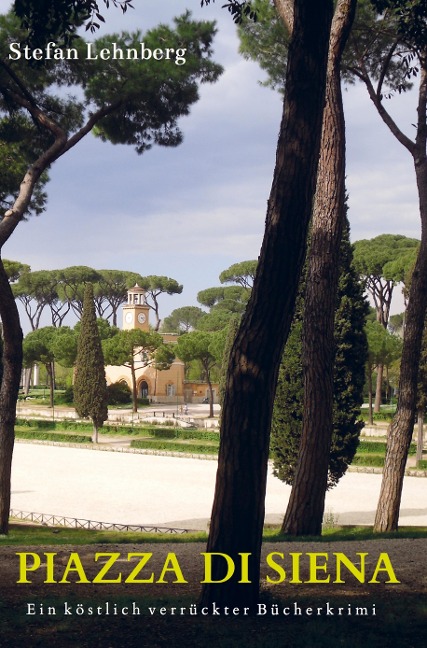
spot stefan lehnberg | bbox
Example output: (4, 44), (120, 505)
(8, 41), (187, 66)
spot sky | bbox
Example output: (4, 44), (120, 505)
(1, 0), (421, 327)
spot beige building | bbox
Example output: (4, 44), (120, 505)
(105, 285), (218, 404)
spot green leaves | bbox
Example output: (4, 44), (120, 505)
(74, 283), (108, 432)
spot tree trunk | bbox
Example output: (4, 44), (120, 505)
(374, 153), (427, 531)
(0, 259), (23, 535)
(92, 421), (99, 444)
(416, 408), (424, 466)
(282, 0), (357, 537)
(46, 363), (54, 409)
(374, 364), (384, 413)
(205, 367), (214, 418)
(368, 364), (374, 425)
(199, 0), (333, 609)
(130, 362), (138, 414)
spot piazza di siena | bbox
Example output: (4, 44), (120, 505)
(105, 284), (218, 405)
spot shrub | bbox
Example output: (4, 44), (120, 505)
(107, 381), (132, 405)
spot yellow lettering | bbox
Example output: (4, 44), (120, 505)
(16, 552), (44, 584)
(266, 552), (286, 584)
(201, 552), (235, 584)
(59, 552), (90, 584)
(369, 553), (400, 584)
(334, 552), (367, 583)
(289, 552), (303, 584)
(156, 553), (188, 584)
(306, 553), (330, 583)
(125, 553), (154, 583)
(93, 553), (121, 584)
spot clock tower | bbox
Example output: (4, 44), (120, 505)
(122, 284), (150, 331)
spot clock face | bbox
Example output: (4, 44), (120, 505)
(125, 312), (133, 324)
(138, 313), (146, 324)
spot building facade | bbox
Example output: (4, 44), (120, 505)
(105, 285), (218, 404)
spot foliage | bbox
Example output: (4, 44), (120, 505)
(136, 276), (183, 330)
(3, 258), (30, 283)
(73, 283), (108, 437)
(13, 0), (135, 48)
(130, 438), (218, 454)
(219, 259), (258, 288)
(175, 330), (224, 376)
(0, 11), (223, 248)
(162, 306), (205, 333)
(365, 320), (403, 369)
(93, 269), (140, 325)
(238, 0), (289, 92)
(106, 380), (131, 405)
(201, 0), (257, 24)
(176, 329), (225, 415)
(102, 329), (164, 368)
(0, 115), (49, 217)
(370, 0), (427, 46)
(353, 234), (419, 327)
(271, 219), (369, 489)
(22, 325), (72, 406)
(15, 430), (92, 443)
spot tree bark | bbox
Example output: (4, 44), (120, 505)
(416, 408), (424, 466)
(199, 0), (333, 609)
(282, 0), (357, 537)
(130, 362), (138, 414)
(0, 259), (23, 534)
(374, 365), (384, 412)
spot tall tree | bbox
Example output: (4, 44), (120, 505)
(56, 266), (102, 319)
(176, 330), (225, 417)
(237, 0), (358, 536)
(219, 259), (258, 289)
(365, 320), (403, 423)
(3, 259), (30, 283)
(272, 218), (368, 493)
(199, 0), (333, 607)
(0, 259), (21, 535)
(353, 234), (419, 411)
(344, 0), (427, 531)
(23, 327), (57, 407)
(281, 0), (357, 537)
(73, 284), (108, 443)
(162, 306), (205, 333)
(13, 269), (67, 330)
(0, 10), (222, 534)
(23, 325), (78, 406)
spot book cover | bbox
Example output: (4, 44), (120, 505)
(0, 1), (426, 646)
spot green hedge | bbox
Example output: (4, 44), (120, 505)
(144, 427), (219, 441)
(352, 454), (384, 468)
(357, 441), (417, 455)
(361, 411), (396, 422)
(15, 431), (92, 444)
(130, 439), (219, 454)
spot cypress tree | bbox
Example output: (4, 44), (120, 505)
(74, 283), (108, 442)
(271, 217), (369, 488)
